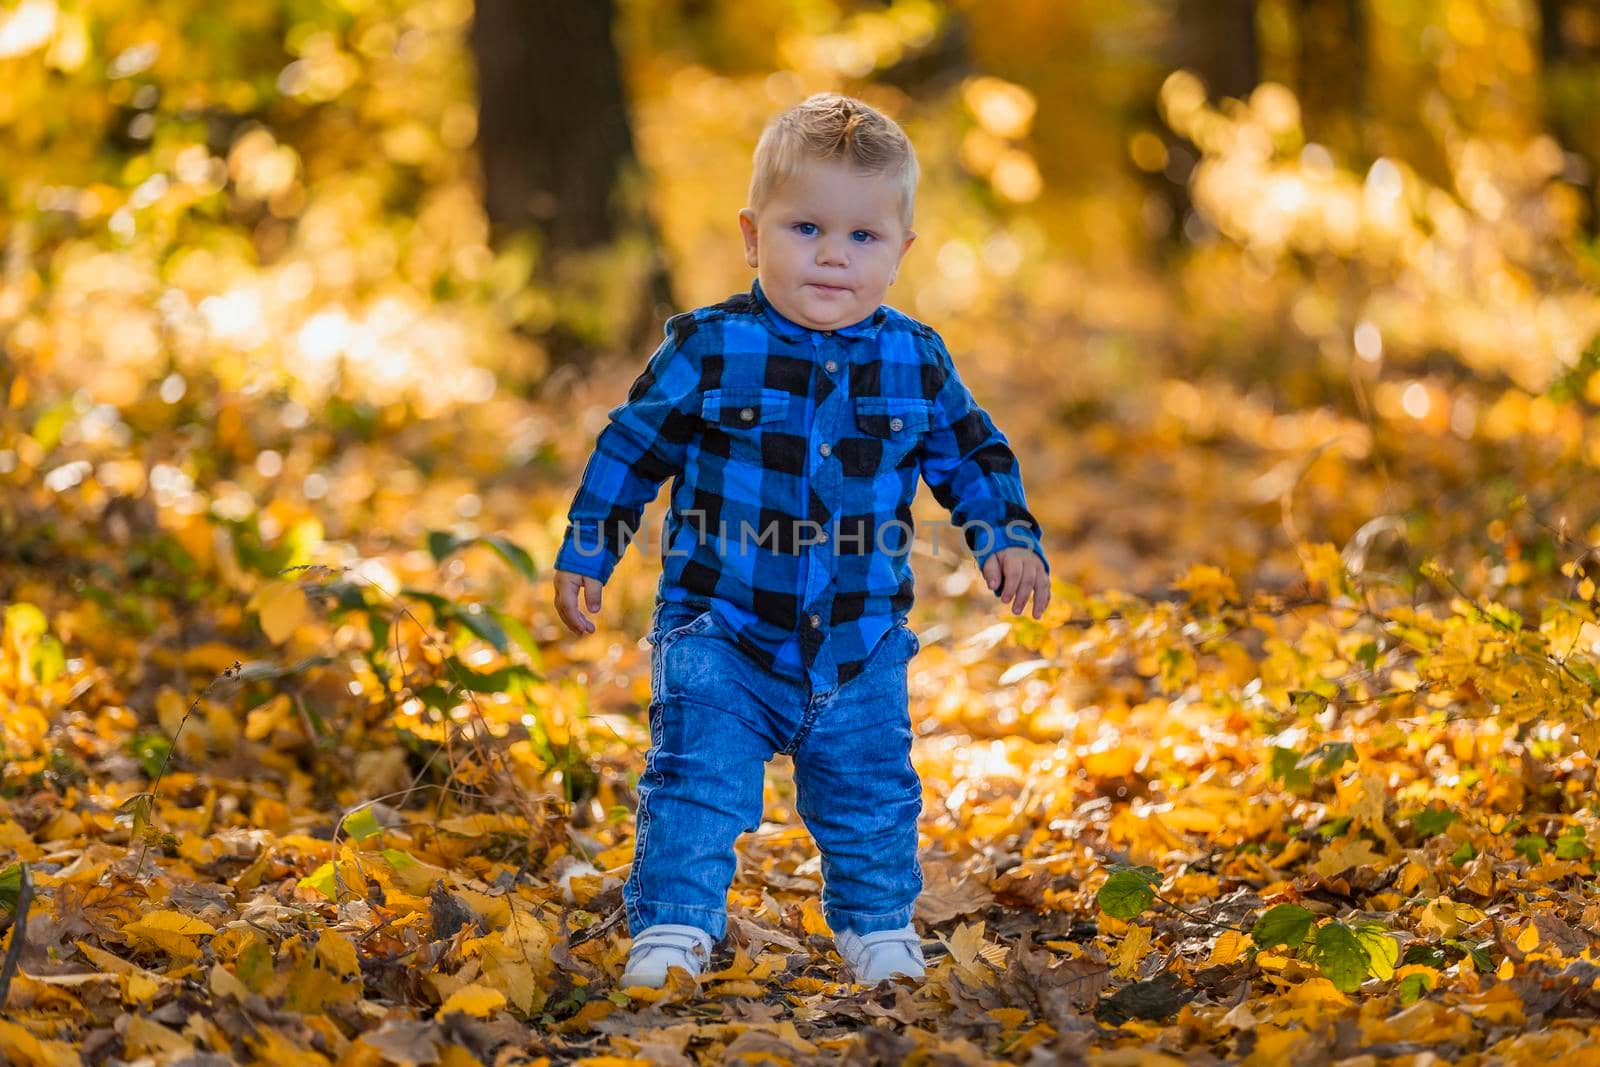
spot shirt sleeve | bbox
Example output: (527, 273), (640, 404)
(553, 314), (703, 584)
(916, 328), (1049, 578)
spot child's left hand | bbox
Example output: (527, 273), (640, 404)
(982, 547), (1050, 619)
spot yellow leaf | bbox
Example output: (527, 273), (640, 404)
(800, 898), (830, 936)
(122, 1015), (193, 1060)
(1204, 929), (1248, 968)
(1173, 563), (1239, 611)
(1415, 896), (1487, 939)
(249, 580), (310, 644)
(1515, 923), (1539, 953)
(1313, 835), (1384, 880)
(1576, 719), (1600, 760)
(209, 962), (250, 1001)
(244, 693), (293, 741)
(942, 920), (989, 971)
(1353, 926), (1398, 981)
(125, 972), (164, 1006)
(438, 983), (506, 1018)
(703, 979), (765, 998)
(0, 1019), (81, 1067)
(462, 917), (553, 1016)
(1114, 923), (1151, 979)
(316, 929), (360, 978)
(123, 911), (216, 960)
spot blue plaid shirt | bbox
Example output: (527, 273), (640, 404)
(554, 276), (1048, 692)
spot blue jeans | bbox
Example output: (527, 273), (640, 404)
(623, 599), (924, 942)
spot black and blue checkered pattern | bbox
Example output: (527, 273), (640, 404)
(555, 276), (1048, 691)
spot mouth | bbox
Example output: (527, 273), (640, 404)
(807, 284), (850, 294)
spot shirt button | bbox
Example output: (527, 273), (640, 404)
(809, 614), (822, 628)
(824, 360), (838, 373)
(824, 331), (835, 338)
(818, 442), (831, 457)
(818, 531), (828, 544)
(740, 407), (755, 421)
(889, 417), (904, 431)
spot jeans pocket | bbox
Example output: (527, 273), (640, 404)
(898, 620), (920, 659)
(648, 603), (714, 648)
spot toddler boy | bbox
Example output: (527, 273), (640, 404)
(552, 93), (1050, 988)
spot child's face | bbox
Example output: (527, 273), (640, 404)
(738, 158), (916, 332)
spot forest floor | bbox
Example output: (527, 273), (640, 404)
(3, 336), (1600, 1067)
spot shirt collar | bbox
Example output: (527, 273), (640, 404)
(750, 276), (888, 341)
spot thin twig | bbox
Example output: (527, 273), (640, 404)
(0, 862), (35, 1009)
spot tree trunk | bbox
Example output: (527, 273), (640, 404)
(1143, 0), (1261, 257)
(1537, 0), (1600, 237)
(1294, 0), (1366, 164)
(469, 0), (676, 378)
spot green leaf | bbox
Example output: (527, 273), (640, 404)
(1352, 920), (1399, 980)
(447, 661), (538, 695)
(399, 588), (450, 612)
(495, 610), (543, 668)
(1444, 938), (1493, 972)
(1269, 746), (1311, 790)
(1355, 641), (1379, 670)
(1251, 904), (1316, 950)
(0, 862), (23, 911)
(380, 848), (417, 870)
(1555, 827), (1591, 860)
(1097, 866), (1161, 919)
(1312, 921), (1370, 992)
(427, 529), (469, 562)
(341, 807), (383, 842)
(1316, 815), (1353, 840)
(1514, 833), (1548, 864)
(368, 613), (392, 655)
(1402, 943), (1446, 968)
(1408, 808), (1458, 837)
(478, 534), (538, 582)
(1397, 971), (1432, 1004)
(128, 731), (172, 778)
(1449, 840), (1476, 865)
(424, 531), (538, 583)
(452, 601), (509, 653)
(1290, 689), (1328, 716)
(1299, 741), (1356, 777)
(298, 861), (340, 900)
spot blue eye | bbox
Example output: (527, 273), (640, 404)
(794, 222), (817, 236)
(852, 230), (876, 243)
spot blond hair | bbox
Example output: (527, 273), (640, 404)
(748, 93), (918, 231)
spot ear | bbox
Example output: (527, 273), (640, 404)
(738, 209), (759, 268)
(890, 229), (916, 284)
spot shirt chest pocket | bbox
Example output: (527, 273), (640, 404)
(846, 395), (933, 476)
(700, 387), (792, 463)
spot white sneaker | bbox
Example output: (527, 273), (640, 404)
(835, 924), (926, 984)
(619, 923), (715, 989)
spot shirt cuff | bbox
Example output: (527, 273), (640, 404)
(553, 524), (619, 584)
(965, 514), (1049, 578)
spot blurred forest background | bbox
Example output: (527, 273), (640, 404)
(4, 0), (1600, 1062)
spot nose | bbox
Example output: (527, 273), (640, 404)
(815, 238), (848, 267)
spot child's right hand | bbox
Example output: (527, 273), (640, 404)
(553, 569), (604, 635)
